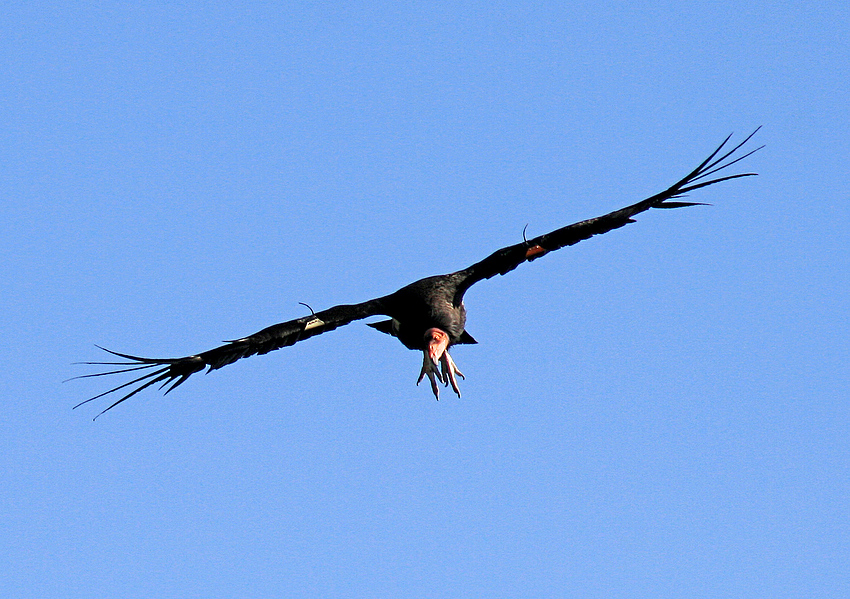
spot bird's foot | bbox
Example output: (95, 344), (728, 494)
(417, 351), (443, 399)
(440, 350), (464, 398)
(417, 349), (464, 400)
(417, 327), (463, 400)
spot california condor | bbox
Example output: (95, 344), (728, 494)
(74, 130), (761, 418)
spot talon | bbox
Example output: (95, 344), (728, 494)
(429, 372), (440, 399)
(444, 352), (464, 380)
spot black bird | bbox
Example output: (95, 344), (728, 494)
(74, 130), (761, 417)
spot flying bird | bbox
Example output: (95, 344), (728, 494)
(74, 130), (761, 418)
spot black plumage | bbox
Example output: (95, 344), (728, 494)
(74, 130), (761, 417)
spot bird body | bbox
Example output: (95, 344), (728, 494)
(75, 130), (761, 418)
(378, 273), (470, 350)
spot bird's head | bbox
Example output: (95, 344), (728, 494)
(423, 327), (450, 363)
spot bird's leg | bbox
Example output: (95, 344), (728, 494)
(418, 350), (443, 399)
(439, 350), (464, 398)
(417, 327), (448, 399)
(416, 328), (463, 399)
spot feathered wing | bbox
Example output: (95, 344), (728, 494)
(74, 297), (388, 418)
(452, 129), (762, 301)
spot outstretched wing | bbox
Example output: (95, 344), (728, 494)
(453, 129), (762, 301)
(74, 297), (388, 418)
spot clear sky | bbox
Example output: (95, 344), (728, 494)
(3, 2), (848, 597)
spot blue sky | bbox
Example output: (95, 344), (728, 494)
(2, 1), (848, 597)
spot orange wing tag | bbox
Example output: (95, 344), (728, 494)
(525, 245), (548, 260)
